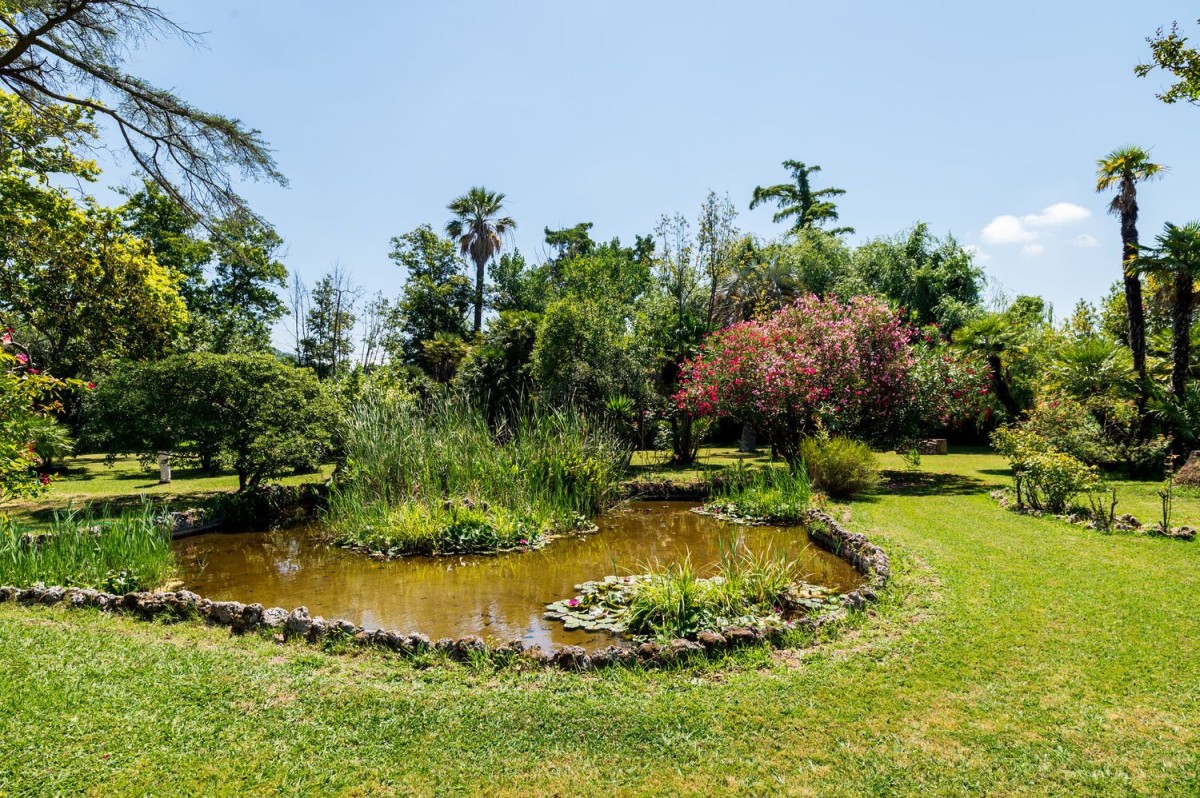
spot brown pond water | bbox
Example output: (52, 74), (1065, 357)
(174, 501), (863, 649)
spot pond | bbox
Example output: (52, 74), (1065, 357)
(174, 501), (863, 650)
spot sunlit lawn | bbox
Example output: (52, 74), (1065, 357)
(6, 454), (333, 525)
(3, 448), (1198, 794)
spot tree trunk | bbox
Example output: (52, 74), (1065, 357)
(987, 353), (1021, 418)
(473, 256), (485, 335)
(1172, 267), (1193, 399)
(1120, 181), (1148, 413)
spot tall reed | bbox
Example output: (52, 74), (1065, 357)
(705, 462), (812, 523)
(0, 507), (175, 592)
(327, 393), (629, 554)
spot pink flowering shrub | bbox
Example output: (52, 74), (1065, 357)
(675, 296), (984, 461)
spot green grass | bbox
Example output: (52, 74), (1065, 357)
(0, 506), (175, 592)
(2, 449), (1200, 794)
(5, 454), (333, 526)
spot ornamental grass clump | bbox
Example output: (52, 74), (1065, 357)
(0, 507), (175, 592)
(799, 436), (879, 499)
(327, 393), (628, 555)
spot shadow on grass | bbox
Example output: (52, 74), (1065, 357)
(874, 469), (990, 497)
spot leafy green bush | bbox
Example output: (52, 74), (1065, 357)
(0, 507), (175, 591)
(992, 427), (1100, 513)
(704, 463), (812, 523)
(326, 394), (627, 555)
(799, 437), (879, 498)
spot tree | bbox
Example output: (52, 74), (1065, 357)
(455, 311), (539, 420)
(675, 295), (915, 463)
(1095, 146), (1165, 401)
(358, 291), (390, 368)
(488, 248), (548, 314)
(696, 191), (739, 331)
(85, 353), (336, 491)
(388, 225), (472, 365)
(1139, 221), (1200, 403)
(1136, 19), (1200, 106)
(750, 160), (853, 235)
(0, 200), (187, 378)
(445, 187), (516, 334)
(1, 0), (285, 222)
(1, 90), (187, 377)
(302, 263), (359, 378)
(119, 179), (213, 317)
(195, 212), (288, 354)
(845, 222), (985, 334)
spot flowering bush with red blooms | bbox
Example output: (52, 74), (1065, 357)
(907, 343), (992, 431)
(675, 295), (918, 461)
(1, 329), (87, 508)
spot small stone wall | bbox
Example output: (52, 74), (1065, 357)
(0, 510), (890, 671)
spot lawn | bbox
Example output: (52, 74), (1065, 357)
(5, 454), (334, 525)
(1, 450), (1198, 795)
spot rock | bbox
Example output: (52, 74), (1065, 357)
(522, 645), (552, 665)
(434, 637), (456, 654)
(696, 630), (727, 652)
(551, 645), (590, 671)
(260, 607), (289, 629)
(208, 600), (242, 626)
(0, 586), (16, 603)
(495, 638), (525, 658)
(663, 638), (704, 663)
(721, 626), (759, 647)
(332, 619), (359, 637)
(307, 617), (330, 641)
(235, 603), (264, 631)
(636, 642), (660, 662)
(285, 607), (313, 638)
(404, 633), (431, 652)
(353, 630), (374, 646)
(375, 630), (405, 651)
(134, 593), (169, 617)
(451, 635), (487, 661)
(39, 586), (65, 605)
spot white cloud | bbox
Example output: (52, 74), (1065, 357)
(982, 202), (1092, 246)
(982, 215), (1038, 244)
(1022, 202), (1091, 227)
(1073, 233), (1100, 248)
(1021, 244), (1045, 256)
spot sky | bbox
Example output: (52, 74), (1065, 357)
(85, 1), (1200, 343)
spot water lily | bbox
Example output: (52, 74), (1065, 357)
(567, 598), (580, 608)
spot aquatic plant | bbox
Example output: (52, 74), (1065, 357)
(546, 542), (839, 641)
(0, 506), (175, 592)
(326, 393), (628, 555)
(699, 462), (812, 524)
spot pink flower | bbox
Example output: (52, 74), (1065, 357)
(567, 598), (580, 607)
(14, 352), (27, 364)
(27, 368), (39, 375)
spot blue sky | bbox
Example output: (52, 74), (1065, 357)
(93, 1), (1199, 337)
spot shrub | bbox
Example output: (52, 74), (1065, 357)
(992, 427), (1100, 513)
(0, 507), (175, 591)
(674, 295), (918, 462)
(799, 437), (879, 498)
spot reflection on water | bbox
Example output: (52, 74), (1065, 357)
(175, 501), (862, 649)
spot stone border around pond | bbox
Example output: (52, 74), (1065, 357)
(0, 508), (890, 672)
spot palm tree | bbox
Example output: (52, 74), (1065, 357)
(750, 160), (854, 235)
(445, 187), (516, 334)
(1139, 221), (1200, 402)
(1095, 146), (1166, 398)
(952, 313), (1023, 418)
